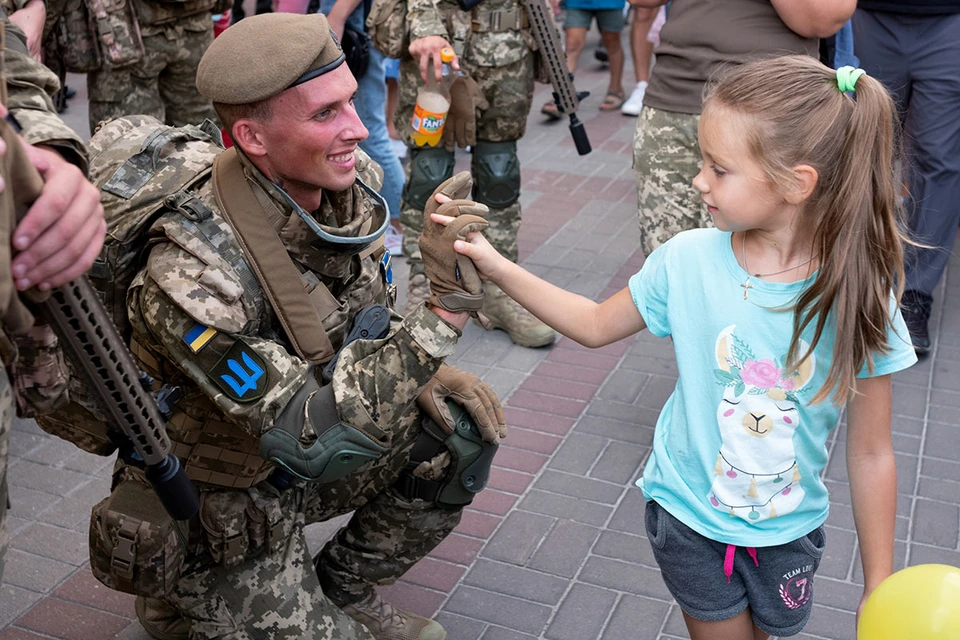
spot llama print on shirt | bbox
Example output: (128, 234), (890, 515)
(708, 325), (816, 524)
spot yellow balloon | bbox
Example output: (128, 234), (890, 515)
(858, 564), (960, 640)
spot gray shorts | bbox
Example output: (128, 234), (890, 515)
(644, 500), (826, 637)
(564, 8), (625, 32)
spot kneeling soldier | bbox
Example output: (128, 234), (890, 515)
(99, 13), (503, 640)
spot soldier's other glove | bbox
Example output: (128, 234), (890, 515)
(443, 74), (488, 151)
(419, 173), (489, 314)
(417, 364), (506, 444)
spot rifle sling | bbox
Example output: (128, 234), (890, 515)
(212, 148), (334, 365)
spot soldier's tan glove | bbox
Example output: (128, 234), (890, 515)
(442, 74), (489, 151)
(419, 173), (489, 314)
(417, 364), (506, 444)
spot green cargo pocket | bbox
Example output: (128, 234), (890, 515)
(89, 476), (186, 598)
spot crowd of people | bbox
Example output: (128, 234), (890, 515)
(0, 0), (957, 639)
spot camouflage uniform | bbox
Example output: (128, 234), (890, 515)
(0, 9), (88, 580)
(396, 0), (535, 264)
(632, 105), (710, 256)
(86, 2), (218, 132)
(118, 145), (466, 638)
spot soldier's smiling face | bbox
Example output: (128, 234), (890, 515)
(255, 64), (368, 205)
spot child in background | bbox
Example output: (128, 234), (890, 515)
(542, 0), (627, 117)
(438, 56), (916, 639)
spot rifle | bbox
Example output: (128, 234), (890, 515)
(7, 115), (199, 523)
(521, 0), (591, 155)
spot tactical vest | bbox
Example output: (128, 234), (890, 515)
(37, 115), (391, 489)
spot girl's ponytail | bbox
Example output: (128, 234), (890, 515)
(795, 69), (904, 404)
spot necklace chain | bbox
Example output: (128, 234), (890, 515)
(740, 233), (814, 300)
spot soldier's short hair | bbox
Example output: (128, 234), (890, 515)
(214, 99), (274, 136)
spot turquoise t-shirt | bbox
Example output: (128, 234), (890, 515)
(628, 229), (917, 547)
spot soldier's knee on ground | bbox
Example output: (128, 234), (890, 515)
(402, 147), (455, 212)
(473, 140), (521, 210)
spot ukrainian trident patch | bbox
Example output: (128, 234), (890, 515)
(209, 341), (268, 402)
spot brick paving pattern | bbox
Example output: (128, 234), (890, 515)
(2, 39), (959, 640)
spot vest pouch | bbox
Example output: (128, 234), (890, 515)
(89, 476), (186, 597)
(52, 0), (103, 73)
(366, 0), (406, 59)
(86, 0), (145, 69)
(199, 491), (251, 568)
(245, 485), (288, 555)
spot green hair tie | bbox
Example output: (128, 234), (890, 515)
(836, 66), (866, 94)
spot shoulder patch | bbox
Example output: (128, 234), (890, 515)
(209, 340), (269, 402)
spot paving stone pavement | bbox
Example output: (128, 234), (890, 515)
(2, 34), (959, 640)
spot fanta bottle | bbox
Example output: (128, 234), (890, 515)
(410, 48), (455, 147)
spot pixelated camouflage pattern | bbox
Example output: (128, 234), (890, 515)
(105, 131), (466, 635)
(89, 0), (145, 69)
(10, 325), (70, 417)
(89, 470), (187, 598)
(2, 14), (88, 171)
(35, 115), (226, 456)
(0, 367), (11, 582)
(397, 53), (533, 265)
(155, 387), (461, 637)
(87, 13), (216, 132)
(633, 105), (711, 256)
(43, 0), (102, 73)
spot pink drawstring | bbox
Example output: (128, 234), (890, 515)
(723, 545), (760, 583)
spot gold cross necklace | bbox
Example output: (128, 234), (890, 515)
(740, 232), (814, 300)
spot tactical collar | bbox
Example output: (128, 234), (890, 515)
(236, 148), (389, 256)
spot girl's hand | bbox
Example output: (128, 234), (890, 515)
(429, 205), (507, 283)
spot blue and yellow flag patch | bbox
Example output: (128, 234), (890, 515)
(184, 323), (217, 353)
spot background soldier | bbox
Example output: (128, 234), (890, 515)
(62, 0), (226, 132)
(396, 0), (556, 348)
(0, 7), (104, 579)
(106, 14), (502, 640)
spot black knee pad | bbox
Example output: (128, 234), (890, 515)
(473, 140), (521, 209)
(403, 146), (456, 211)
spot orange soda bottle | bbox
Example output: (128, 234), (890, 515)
(410, 47), (455, 147)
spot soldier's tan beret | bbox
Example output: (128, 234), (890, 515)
(197, 13), (345, 105)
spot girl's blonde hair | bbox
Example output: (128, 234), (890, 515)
(702, 55), (906, 405)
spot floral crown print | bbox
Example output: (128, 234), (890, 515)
(713, 333), (803, 403)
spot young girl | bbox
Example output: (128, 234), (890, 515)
(435, 55), (917, 639)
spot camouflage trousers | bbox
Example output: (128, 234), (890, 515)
(633, 105), (711, 256)
(397, 54), (535, 268)
(149, 407), (462, 639)
(87, 16), (217, 133)
(0, 366), (12, 581)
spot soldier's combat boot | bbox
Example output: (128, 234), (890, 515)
(135, 596), (189, 640)
(402, 271), (431, 316)
(341, 591), (447, 640)
(476, 282), (556, 348)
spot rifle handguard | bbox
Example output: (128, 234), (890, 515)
(43, 278), (200, 521)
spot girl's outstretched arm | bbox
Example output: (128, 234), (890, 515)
(846, 374), (897, 622)
(436, 213), (647, 347)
